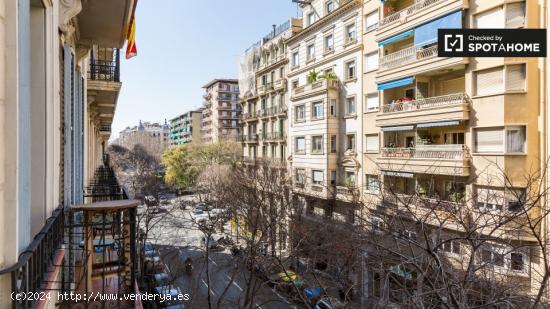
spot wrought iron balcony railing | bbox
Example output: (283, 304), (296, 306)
(88, 48), (121, 82)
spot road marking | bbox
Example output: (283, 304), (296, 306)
(208, 257), (218, 266)
(201, 279), (217, 296)
(224, 275), (244, 291)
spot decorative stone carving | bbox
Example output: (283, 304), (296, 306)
(59, 0), (82, 35)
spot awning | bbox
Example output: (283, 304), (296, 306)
(377, 77), (415, 91)
(417, 120), (460, 128)
(381, 125), (415, 132)
(378, 30), (414, 46)
(414, 10), (462, 47)
(381, 171), (414, 178)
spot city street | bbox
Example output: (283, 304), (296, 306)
(145, 196), (298, 308)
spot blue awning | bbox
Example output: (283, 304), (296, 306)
(378, 30), (414, 46)
(414, 10), (462, 47)
(377, 77), (415, 91)
(417, 120), (460, 128)
(381, 125), (415, 132)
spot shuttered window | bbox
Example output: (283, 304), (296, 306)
(365, 10), (379, 32)
(365, 93), (379, 112)
(475, 6), (504, 28)
(365, 52), (378, 71)
(506, 2), (526, 28)
(365, 134), (379, 153)
(475, 127), (504, 153)
(475, 186), (505, 211)
(506, 126), (525, 153)
(505, 64), (526, 91)
(475, 67), (504, 96)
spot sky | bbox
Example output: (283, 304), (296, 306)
(111, 0), (301, 138)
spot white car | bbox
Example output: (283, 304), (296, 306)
(190, 210), (209, 222)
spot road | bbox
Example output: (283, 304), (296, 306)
(143, 195), (299, 308)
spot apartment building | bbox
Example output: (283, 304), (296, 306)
(201, 79), (241, 143)
(169, 109), (203, 146)
(359, 0), (548, 303)
(240, 19), (303, 165)
(0, 0), (138, 307)
(115, 120), (170, 158)
(287, 0), (364, 221)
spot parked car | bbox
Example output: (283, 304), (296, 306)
(268, 271), (304, 290)
(201, 236), (219, 249)
(154, 285), (186, 308)
(315, 297), (344, 309)
(190, 210), (209, 222)
(147, 271), (170, 290)
(159, 195), (170, 205)
(194, 202), (208, 211)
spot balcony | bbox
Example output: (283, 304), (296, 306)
(261, 131), (287, 142)
(377, 0), (468, 41)
(99, 124), (112, 136)
(377, 144), (470, 176)
(78, 0), (135, 47)
(241, 134), (259, 143)
(376, 93), (469, 127)
(258, 82), (274, 96)
(380, 45), (437, 71)
(291, 78), (339, 101)
(274, 79), (287, 91)
(241, 111), (258, 122)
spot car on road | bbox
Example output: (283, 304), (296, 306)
(159, 195), (170, 205)
(154, 285), (186, 308)
(190, 210), (209, 222)
(315, 297), (344, 309)
(194, 202), (209, 211)
(201, 236), (220, 250)
(268, 271), (305, 292)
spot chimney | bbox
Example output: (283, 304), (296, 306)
(272, 24), (276, 37)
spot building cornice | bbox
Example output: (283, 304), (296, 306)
(286, 0), (361, 46)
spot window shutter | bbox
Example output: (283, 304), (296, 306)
(63, 44), (74, 207)
(366, 52), (378, 71)
(313, 170), (324, 182)
(505, 64), (526, 91)
(366, 11), (379, 29)
(475, 128), (504, 153)
(366, 93), (379, 111)
(476, 6), (504, 28)
(365, 135), (379, 152)
(506, 2), (525, 28)
(475, 67), (504, 96)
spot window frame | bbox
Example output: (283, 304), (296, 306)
(365, 174), (379, 192)
(306, 43), (316, 61)
(365, 134), (380, 153)
(345, 96), (357, 116)
(312, 169), (324, 185)
(365, 10), (379, 32)
(330, 135), (337, 153)
(295, 136), (306, 154)
(346, 134), (356, 152)
(311, 101), (324, 120)
(345, 60), (357, 80)
(324, 34), (334, 53)
(365, 92), (379, 112)
(294, 104), (306, 123)
(365, 51), (379, 72)
(473, 126), (527, 154)
(311, 135), (324, 154)
(292, 51), (300, 67)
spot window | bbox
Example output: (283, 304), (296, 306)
(475, 186), (526, 212)
(365, 10), (379, 32)
(506, 64), (526, 91)
(346, 97), (356, 115)
(345, 171), (356, 186)
(330, 135), (337, 153)
(365, 134), (379, 153)
(324, 34), (334, 52)
(312, 101), (324, 119)
(506, 126), (526, 153)
(366, 175), (379, 192)
(475, 3), (525, 29)
(312, 170), (324, 185)
(510, 252), (525, 271)
(307, 44), (315, 61)
(345, 61), (356, 80)
(442, 240), (461, 255)
(295, 168), (306, 184)
(307, 12), (315, 26)
(295, 105), (305, 122)
(480, 247), (505, 267)
(371, 217), (385, 233)
(330, 171), (337, 186)
(311, 135), (323, 154)
(365, 93), (379, 112)
(325, 0), (334, 14)
(474, 126), (526, 154)
(295, 137), (306, 154)
(365, 52), (378, 71)
(346, 134), (356, 152)
(292, 51), (300, 67)
(444, 132), (465, 144)
(329, 99), (336, 116)
(291, 79), (299, 89)
(346, 23), (356, 43)
(474, 64), (526, 96)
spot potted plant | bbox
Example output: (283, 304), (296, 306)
(307, 70), (319, 83)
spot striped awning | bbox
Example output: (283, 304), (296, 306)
(417, 120), (460, 128)
(377, 77), (415, 91)
(381, 125), (415, 132)
(381, 171), (414, 178)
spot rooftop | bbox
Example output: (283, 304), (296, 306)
(202, 78), (239, 89)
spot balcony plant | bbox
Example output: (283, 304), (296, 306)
(320, 72), (337, 80)
(307, 70), (319, 83)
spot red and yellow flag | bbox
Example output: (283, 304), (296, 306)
(126, 16), (137, 59)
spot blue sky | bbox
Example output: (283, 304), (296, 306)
(111, 0), (300, 138)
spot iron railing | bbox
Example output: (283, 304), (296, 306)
(0, 207), (65, 309)
(89, 48), (121, 82)
(380, 0), (441, 27)
(379, 45), (438, 70)
(382, 93), (468, 113)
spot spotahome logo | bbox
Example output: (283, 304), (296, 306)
(438, 29), (546, 57)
